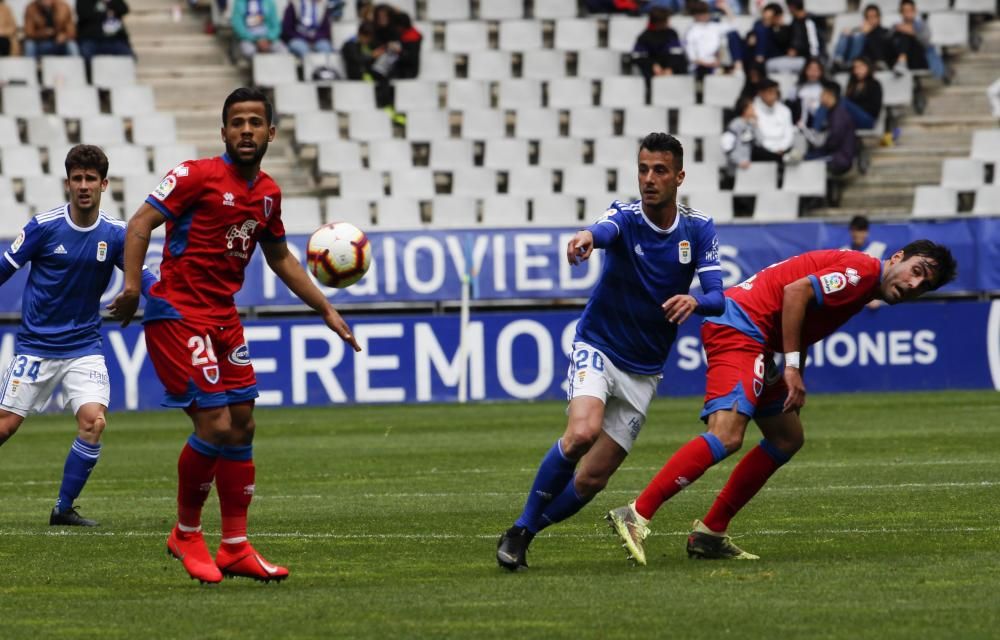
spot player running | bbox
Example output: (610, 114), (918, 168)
(110, 87), (360, 584)
(496, 133), (725, 571)
(607, 241), (957, 564)
(0, 145), (156, 526)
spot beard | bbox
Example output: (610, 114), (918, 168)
(226, 139), (269, 166)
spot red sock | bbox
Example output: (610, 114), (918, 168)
(216, 457), (255, 545)
(702, 445), (783, 533)
(177, 443), (218, 529)
(635, 436), (718, 520)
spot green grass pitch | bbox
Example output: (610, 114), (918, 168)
(1, 391), (998, 639)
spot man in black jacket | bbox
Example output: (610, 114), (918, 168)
(76, 0), (133, 62)
(786, 0), (826, 63)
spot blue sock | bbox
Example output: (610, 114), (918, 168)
(55, 437), (101, 512)
(536, 474), (592, 532)
(514, 440), (577, 533)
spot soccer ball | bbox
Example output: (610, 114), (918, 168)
(306, 222), (372, 288)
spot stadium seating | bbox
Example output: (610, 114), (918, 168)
(912, 186), (958, 217)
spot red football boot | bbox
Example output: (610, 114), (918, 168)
(166, 526), (223, 584)
(215, 542), (289, 583)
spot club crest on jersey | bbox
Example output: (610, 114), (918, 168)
(821, 272), (847, 294)
(228, 344), (252, 366)
(96, 240), (107, 262)
(846, 268), (861, 286)
(10, 230), (24, 253)
(152, 174), (177, 201)
(263, 195), (273, 219)
(226, 219), (259, 258)
(678, 240), (691, 264)
(223, 192), (235, 207)
(203, 365), (220, 384)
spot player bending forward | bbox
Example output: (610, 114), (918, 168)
(496, 133), (725, 571)
(607, 241), (956, 564)
(111, 88), (360, 584)
(0, 145), (156, 526)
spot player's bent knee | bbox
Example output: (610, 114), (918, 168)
(561, 426), (600, 458)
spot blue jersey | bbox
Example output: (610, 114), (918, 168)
(0, 206), (130, 358)
(575, 200), (724, 375)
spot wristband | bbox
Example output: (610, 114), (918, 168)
(784, 352), (801, 369)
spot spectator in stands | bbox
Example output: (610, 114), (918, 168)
(988, 78), (1000, 120)
(586, 0), (642, 12)
(785, 0), (826, 64)
(0, 0), (19, 56)
(833, 4), (895, 71)
(746, 3), (796, 74)
(848, 215), (872, 251)
(890, 0), (946, 80)
(721, 96), (758, 182)
(632, 7), (687, 96)
(805, 80), (857, 176)
(391, 10), (422, 80)
(684, 1), (741, 79)
(281, 0), (335, 59)
(76, 0), (134, 61)
(231, 0), (287, 61)
(342, 21), (376, 80)
(24, 0), (78, 58)
(790, 57), (826, 128)
(814, 56), (882, 133)
(752, 78), (797, 163)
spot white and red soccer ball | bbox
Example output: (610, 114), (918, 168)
(306, 222), (372, 288)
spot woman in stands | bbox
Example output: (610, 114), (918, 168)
(791, 57), (827, 129)
(843, 56), (883, 131)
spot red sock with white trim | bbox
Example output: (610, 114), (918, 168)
(634, 433), (728, 520)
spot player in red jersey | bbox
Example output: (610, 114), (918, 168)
(606, 241), (956, 564)
(110, 87), (360, 584)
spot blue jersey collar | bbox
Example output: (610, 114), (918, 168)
(63, 203), (101, 232)
(638, 203), (679, 235)
(221, 152), (261, 188)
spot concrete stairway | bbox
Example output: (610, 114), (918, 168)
(813, 18), (1000, 218)
(127, 0), (315, 194)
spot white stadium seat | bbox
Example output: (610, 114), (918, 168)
(55, 87), (100, 118)
(281, 196), (324, 234)
(324, 197), (374, 227)
(91, 56), (137, 88)
(733, 162), (779, 196)
(451, 167), (499, 196)
(498, 20), (543, 52)
(430, 196), (478, 228)
(317, 140), (364, 173)
(367, 139), (414, 170)
(80, 115), (127, 146)
(337, 169), (386, 199)
(41, 56), (87, 88)
(273, 83), (320, 115)
(252, 53), (298, 87)
(532, 194), (581, 226)
(554, 18), (599, 51)
(132, 114), (178, 146)
(481, 195), (529, 227)
(514, 107), (561, 139)
(753, 191), (800, 221)
(911, 185), (958, 217)
(376, 197), (424, 229)
(538, 137), (585, 168)
(940, 158), (985, 191)
(295, 112), (342, 146)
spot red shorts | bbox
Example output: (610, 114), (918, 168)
(144, 318), (258, 410)
(699, 322), (786, 422)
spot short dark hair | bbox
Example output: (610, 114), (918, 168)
(821, 79), (841, 100)
(688, 0), (710, 15)
(863, 3), (881, 15)
(849, 215), (870, 230)
(899, 0), (915, 8)
(757, 77), (779, 92)
(786, 0), (804, 10)
(64, 144), (109, 180)
(734, 96), (754, 116)
(639, 132), (683, 169)
(648, 7), (670, 26)
(763, 2), (784, 14)
(222, 87), (273, 126)
(899, 239), (958, 290)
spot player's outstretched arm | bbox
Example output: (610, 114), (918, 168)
(780, 277), (815, 413)
(108, 203), (163, 327)
(261, 240), (362, 353)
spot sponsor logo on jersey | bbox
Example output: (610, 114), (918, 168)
(152, 174), (177, 201)
(203, 365), (220, 384)
(821, 272), (847, 294)
(263, 195), (273, 219)
(225, 219), (259, 258)
(627, 416), (642, 439)
(678, 240), (691, 264)
(577, 370), (586, 384)
(634, 243), (644, 256)
(228, 344), (252, 366)
(705, 236), (719, 263)
(8, 379), (19, 397)
(846, 267), (860, 286)
(171, 164), (189, 177)
(223, 192), (235, 207)
(10, 230), (24, 253)
(53, 244), (67, 255)
(96, 241), (107, 262)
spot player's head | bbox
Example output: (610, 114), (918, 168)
(64, 144), (108, 214)
(221, 87), (275, 168)
(879, 240), (957, 304)
(848, 214), (869, 249)
(637, 133), (685, 210)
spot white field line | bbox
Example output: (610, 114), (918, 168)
(0, 526), (998, 540)
(0, 481), (995, 502)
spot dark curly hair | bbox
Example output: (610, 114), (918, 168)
(64, 144), (109, 179)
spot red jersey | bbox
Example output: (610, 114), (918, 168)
(142, 154), (285, 323)
(707, 249), (883, 353)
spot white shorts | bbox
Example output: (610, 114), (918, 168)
(565, 341), (661, 453)
(0, 354), (110, 417)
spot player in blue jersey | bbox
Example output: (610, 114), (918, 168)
(496, 133), (726, 571)
(0, 145), (155, 526)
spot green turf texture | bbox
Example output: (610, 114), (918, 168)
(0, 391), (998, 639)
